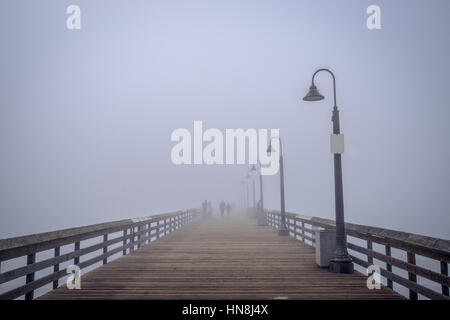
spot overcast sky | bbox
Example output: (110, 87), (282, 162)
(0, 0), (449, 239)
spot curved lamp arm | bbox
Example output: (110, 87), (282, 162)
(270, 137), (283, 157)
(312, 68), (337, 107)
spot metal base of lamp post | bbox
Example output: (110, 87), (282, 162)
(329, 259), (354, 274)
(278, 227), (289, 236)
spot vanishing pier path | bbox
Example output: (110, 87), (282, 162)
(40, 216), (402, 300)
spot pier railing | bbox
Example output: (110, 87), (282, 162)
(267, 211), (449, 300)
(0, 209), (199, 300)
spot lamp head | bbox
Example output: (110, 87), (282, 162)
(303, 84), (324, 101)
(266, 144), (273, 154)
(250, 165), (257, 172)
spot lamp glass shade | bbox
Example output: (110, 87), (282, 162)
(303, 84), (324, 101)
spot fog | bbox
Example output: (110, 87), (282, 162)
(1, 0), (449, 240)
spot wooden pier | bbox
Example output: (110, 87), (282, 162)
(1, 209), (449, 300)
(39, 216), (401, 300)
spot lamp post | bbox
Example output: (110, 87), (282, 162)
(240, 180), (246, 209)
(245, 174), (251, 213)
(303, 68), (353, 273)
(248, 167), (256, 218)
(251, 163), (267, 226)
(252, 175), (256, 210)
(267, 137), (289, 236)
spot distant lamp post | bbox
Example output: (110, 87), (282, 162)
(250, 172), (256, 210)
(251, 163), (267, 226)
(240, 179), (246, 209)
(245, 174), (251, 211)
(303, 68), (354, 273)
(248, 166), (256, 218)
(267, 137), (289, 236)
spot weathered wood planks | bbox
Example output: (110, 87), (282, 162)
(40, 216), (402, 300)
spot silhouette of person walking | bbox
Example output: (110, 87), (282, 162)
(202, 200), (208, 218)
(219, 200), (226, 217)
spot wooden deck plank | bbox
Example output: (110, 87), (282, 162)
(39, 216), (403, 300)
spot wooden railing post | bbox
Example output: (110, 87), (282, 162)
(407, 252), (418, 300)
(367, 240), (373, 264)
(25, 253), (36, 300)
(441, 261), (449, 297)
(53, 247), (60, 289)
(156, 221), (160, 239)
(301, 222), (305, 242)
(294, 220), (298, 239)
(130, 228), (135, 252)
(123, 229), (128, 255)
(103, 234), (108, 264)
(74, 241), (80, 265)
(385, 245), (393, 289)
(137, 225), (142, 249)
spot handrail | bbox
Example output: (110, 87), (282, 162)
(0, 210), (188, 260)
(282, 211), (450, 262)
(0, 209), (200, 300)
(266, 210), (450, 300)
